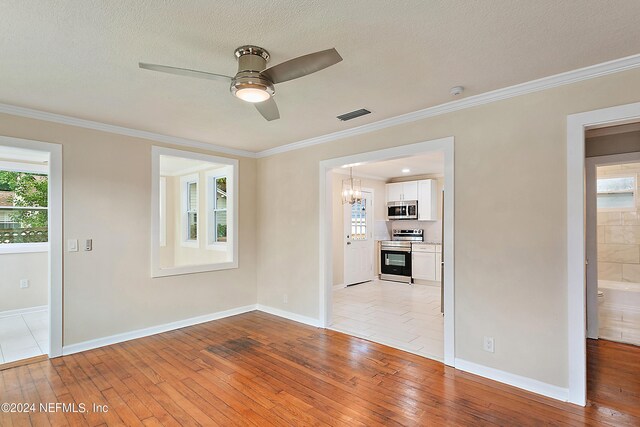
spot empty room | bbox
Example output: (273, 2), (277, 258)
(1, 1), (640, 425)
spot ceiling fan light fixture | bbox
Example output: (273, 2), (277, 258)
(235, 86), (271, 103)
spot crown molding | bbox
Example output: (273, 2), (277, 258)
(256, 53), (640, 158)
(0, 103), (257, 158)
(1, 53), (640, 160)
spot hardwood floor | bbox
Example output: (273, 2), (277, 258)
(1, 311), (638, 426)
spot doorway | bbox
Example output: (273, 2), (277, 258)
(0, 136), (62, 368)
(567, 102), (640, 406)
(319, 136), (455, 366)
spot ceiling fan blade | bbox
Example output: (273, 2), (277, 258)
(139, 63), (232, 82)
(254, 97), (280, 121)
(261, 48), (342, 84)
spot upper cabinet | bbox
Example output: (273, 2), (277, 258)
(418, 179), (437, 221)
(386, 179), (437, 221)
(386, 181), (418, 202)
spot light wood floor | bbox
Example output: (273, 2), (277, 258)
(1, 311), (638, 426)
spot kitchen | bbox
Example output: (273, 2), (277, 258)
(330, 151), (445, 361)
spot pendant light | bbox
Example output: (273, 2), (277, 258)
(342, 168), (362, 205)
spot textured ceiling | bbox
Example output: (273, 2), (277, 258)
(2, 1), (640, 152)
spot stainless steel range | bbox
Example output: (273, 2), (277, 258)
(380, 229), (423, 283)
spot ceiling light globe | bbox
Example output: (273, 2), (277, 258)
(235, 87), (271, 103)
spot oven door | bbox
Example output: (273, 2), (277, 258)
(381, 248), (412, 277)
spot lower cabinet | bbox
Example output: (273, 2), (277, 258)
(412, 244), (441, 282)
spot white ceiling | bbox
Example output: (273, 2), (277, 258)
(2, 1), (640, 153)
(334, 151), (444, 181)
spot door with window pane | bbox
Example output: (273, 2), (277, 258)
(343, 190), (374, 286)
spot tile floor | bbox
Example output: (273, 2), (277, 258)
(0, 310), (48, 364)
(331, 279), (444, 361)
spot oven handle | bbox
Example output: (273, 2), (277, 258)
(381, 247), (412, 253)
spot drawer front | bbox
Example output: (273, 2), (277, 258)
(412, 244), (441, 253)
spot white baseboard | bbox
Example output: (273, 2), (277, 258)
(0, 305), (48, 319)
(62, 304), (256, 356)
(454, 358), (569, 402)
(256, 304), (321, 327)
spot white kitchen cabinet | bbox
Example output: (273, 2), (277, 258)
(412, 251), (437, 281)
(386, 181), (419, 202)
(418, 179), (437, 221)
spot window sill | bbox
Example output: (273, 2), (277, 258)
(0, 242), (49, 254)
(181, 240), (199, 248)
(152, 261), (238, 278)
(206, 242), (228, 251)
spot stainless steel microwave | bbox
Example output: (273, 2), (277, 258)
(386, 200), (418, 220)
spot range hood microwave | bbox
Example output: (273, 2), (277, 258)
(386, 200), (418, 220)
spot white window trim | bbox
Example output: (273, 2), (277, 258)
(151, 146), (239, 278)
(596, 172), (637, 212)
(0, 241), (48, 254)
(206, 167), (232, 251)
(159, 177), (167, 247)
(180, 173), (199, 248)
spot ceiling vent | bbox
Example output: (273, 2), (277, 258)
(337, 108), (371, 121)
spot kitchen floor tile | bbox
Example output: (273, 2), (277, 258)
(331, 279), (444, 361)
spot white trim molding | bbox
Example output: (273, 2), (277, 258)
(567, 101), (640, 407)
(1, 54), (640, 160)
(455, 359), (569, 403)
(0, 305), (47, 319)
(63, 305), (257, 356)
(256, 304), (321, 328)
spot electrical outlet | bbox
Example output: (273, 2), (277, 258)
(283, 294), (288, 304)
(483, 336), (495, 353)
(20, 279), (29, 289)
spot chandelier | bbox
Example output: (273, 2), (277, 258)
(342, 168), (362, 205)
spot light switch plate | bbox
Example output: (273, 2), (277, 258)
(68, 239), (78, 252)
(85, 239), (92, 251)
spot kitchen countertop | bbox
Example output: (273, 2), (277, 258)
(413, 241), (442, 245)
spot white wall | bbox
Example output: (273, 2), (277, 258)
(255, 67), (640, 389)
(0, 251), (47, 312)
(0, 113), (258, 346)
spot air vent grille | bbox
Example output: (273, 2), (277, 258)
(337, 108), (371, 121)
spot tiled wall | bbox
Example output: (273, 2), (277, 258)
(598, 163), (640, 283)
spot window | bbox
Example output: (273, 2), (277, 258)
(208, 174), (229, 246)
(0, 169), (48, 246)
(597, 175), (636, 210)
(350, 197), (367, 240)
(151, 147), (238, 277)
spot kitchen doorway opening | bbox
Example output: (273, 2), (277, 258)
(0, 136), (62, 369)
(319, 136), (455, 366)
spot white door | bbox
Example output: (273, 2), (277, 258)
(344, 190), (374, 286)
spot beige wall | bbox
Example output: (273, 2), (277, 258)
(0, 113), (258, 346)
(597, 161), (640, 283)
(331, 173), (386, 286)
(0, 251), (48, 312)
(256, 68), (640, 388)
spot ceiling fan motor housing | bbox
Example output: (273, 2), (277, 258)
(231, 45), (275, 98)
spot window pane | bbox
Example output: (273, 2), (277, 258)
(188, 212), (197, 240)
(597, 193), (635, 209)
(0, 208), (48, 243)
(215, 211), (227, 242)
(597, 177), (635, 193)
(216, 177), (227, 210)
(188, 182), (197, 211)
(351, 198), (367, 240)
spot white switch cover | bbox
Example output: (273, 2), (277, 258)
(85, 239), (92, 251)
(68, 239), (78, 252)
(20, 279), (29, 289)
(483, 336), (495, 353)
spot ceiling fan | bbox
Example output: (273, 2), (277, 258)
(139, 45), (342, 121)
